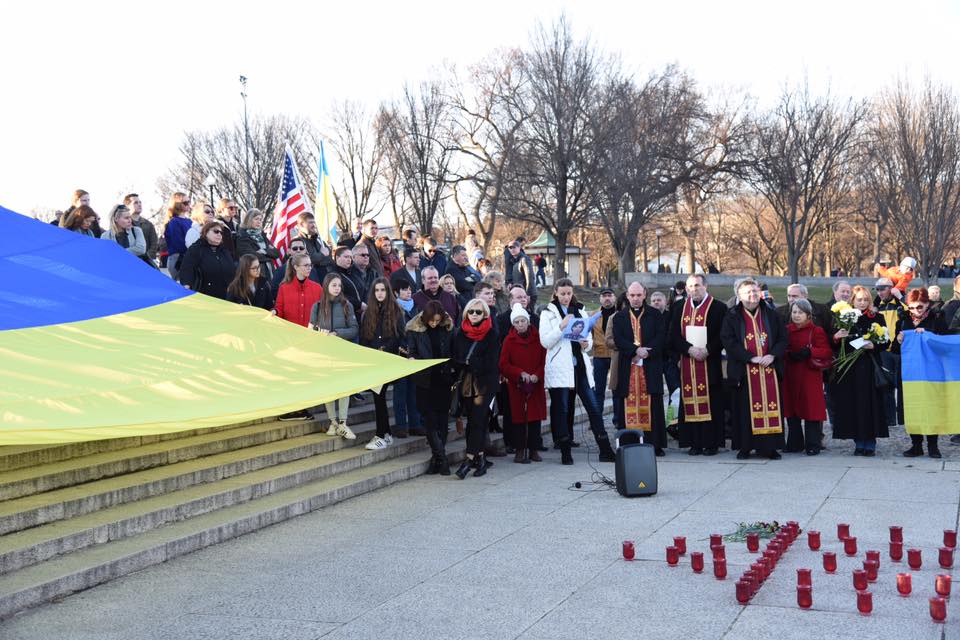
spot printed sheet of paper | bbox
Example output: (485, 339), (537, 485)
(686, 325), (708, 349)
(849, 337), (868, 350)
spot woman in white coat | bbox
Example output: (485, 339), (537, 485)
(539, 278), (616, 465)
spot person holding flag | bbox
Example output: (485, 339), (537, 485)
(669, 274), (728, 456)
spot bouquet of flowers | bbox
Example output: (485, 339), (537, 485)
(833, 321), (889, 382)
(721, 520), (790, 542)
(830, 301), (861, 333)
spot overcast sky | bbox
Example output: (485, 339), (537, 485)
(2, 0), (958, 217)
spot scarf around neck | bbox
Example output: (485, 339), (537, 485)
(461, 316), (492, 342)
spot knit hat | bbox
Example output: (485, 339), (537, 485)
(510, 303), (530, 324)
(900, 257), (917, 272)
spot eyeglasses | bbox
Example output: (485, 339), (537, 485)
(209, 229), (223, 235)
(249, 264), (261, 270)
(467, 309), (484, 316)
(875, 285), (890, 290)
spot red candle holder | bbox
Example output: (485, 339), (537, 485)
(945, 530), (957, 549)
(857, 590), (873, 616)
(710, 533), (723, 547)
(622, 540), (635, 561)
(930, 596), (947, 622)
(666, 546), (680, 566)
(744, 570), (759, 595)
(711, 544), (726, 560)
(714, 558), (727, 580)
(807, 530), (821, 550)
(746, 533), (759, 553)
(889, 525), (903, 543)
(853, 569), (868, 591)
(797, 585), (813, 609)
(838, 523), (850, 540)
(673, 536), (687, 555)
(761, 557), (775, 579)
(890, 541), (903, 562)
(787, 521), (800, 539)
(736, 580), (751, 604)
(908, 548), (922, 570)
(863, 560), (879, 582)
(823, 551), (838, 573)
(797, 568), (812, 588)
(752, 561), (767, 582)
(865, 550), (880, 569)
(897, 572), (912, 597)
(935, 574), (952, 598)
(939, 547), (954, 569)
(843, 536), (858, 556)
(691, 551), (705, 573)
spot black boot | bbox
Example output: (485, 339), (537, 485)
(928, 436), (942, 459)
(455, 458), (473, 479)
(597, 437), (616, 463)
(473, 453), (489, 477)
(514, 448), (530, 464)
(804, 421), (822, 456)
(425, 457), (440, 475)
(560, 442), (574, 465)
(904, 435), (924, 458)
(437, 454), (451, 476)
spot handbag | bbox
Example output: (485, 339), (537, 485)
(450, 340), (479, 417)
(804, 328), (832, 371)
(872, 353), (897, 389)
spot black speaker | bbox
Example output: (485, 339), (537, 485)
(615, 430), (658, 497)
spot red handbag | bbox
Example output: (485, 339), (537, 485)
(805, 327), (833, 371)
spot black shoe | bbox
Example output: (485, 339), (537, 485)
(688, 447), (703, 456)
(351, 393), (365, 402)
(766, 451), (782, 460)
(655, 448), (666, 457)
(570, 441), (581, 448)
(853, 448), (864, 456)
(736, 450), (750, 460)
(278, 411), (312, 422)
(505, 446), (516, 455)
(929, 448), (943, 459)
(438, 459), (451, 476)
(703, 448), (718, 456)
(537, 445), (549, 452)
(473, 454), (489, 477)
(598, 446), (616, 463)
(951, 435), (960, 445)
(553, 442), (562, 450)
(903, 446), (923, 458)
(806, 448), (819, 456)
(425, 457), (440, 475)
(560, 444), (574, 465)
(409, 427), (426, 437)
(455, 460), (473, 479)
(863, 450), (876, 457)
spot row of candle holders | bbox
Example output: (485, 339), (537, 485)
(735, 521), (802, 604)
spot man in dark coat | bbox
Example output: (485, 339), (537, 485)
(669, 274), (728, 456)
(720, 278), (788, 460)
(413, 266), (459, 320)
(612, 282), (667, 455)
(332, 246), (366, 321)
(390, 246), (422, 294)
(776, 283), (828, 328)
(295, 212), (334, 279)
(419, 236), (447, 276)
(445, 244), (480, 296)
(354, 219), (384, 277)
(507, 239), (537, 310)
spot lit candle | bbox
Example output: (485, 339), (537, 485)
(797, 568), (812, 588)
(853, 569), (868, 591)
(889, 541), (903, 562)
(622, 540), (635, 561)
(691, 551), (705, 573)
(673, 536), (687, 555)
(908, 548), (922, 570)
(666, 546), (679, 566)
(714, 557), (727, 580)
(896, 572), (912, 597)
(843, 536), (858, 556)
(797, 585), (813, 609)
(746, 533), (759, 553)
(939, 547), (954, 569)
(857, 590), (873, 616)
(838, 523), (850, 540)
(930, 596), (947, 623)
(889, 525), (903, 543)
(945, 530), (957, 549)
(863, 560), (879, 582)
(823, 551), (838, 573)
(807, 530), (821, 551)
(935, 574), (952, 599)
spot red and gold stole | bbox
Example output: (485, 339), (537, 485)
(680, 295), (714, 423)
(742, 306), (782, 435)
(625, 309), (653, 431)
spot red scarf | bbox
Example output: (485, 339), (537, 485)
(460, 317), (492, 341)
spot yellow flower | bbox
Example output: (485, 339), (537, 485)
(831, 301), (852, 314)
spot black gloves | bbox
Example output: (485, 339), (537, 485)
(788, 347), (811, 361)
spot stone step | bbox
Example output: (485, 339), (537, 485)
(0, 392), (387, 473)
(0, 401), (611, 620)
(0, 400), (388, 501)
(0, 415), (399, 537)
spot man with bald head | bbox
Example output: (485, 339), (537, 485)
(669, 274), (728, 456)
(612, 282), (667, 455)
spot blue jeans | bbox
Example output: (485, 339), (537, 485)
(393, 377), (421, 430)
(549, 367), (608, 445)
(854, 439), (876, 451)
(592, 357), (611, 413)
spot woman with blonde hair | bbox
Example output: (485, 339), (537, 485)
(101, 204), (147, 259)
(829, 285), (888, 456)
(163, 192), (193, 280)
(236, 208), (281, 278)
(310, 273), (359, 440)
(184, 202), (215, 248)
(451, 297), (500, 478)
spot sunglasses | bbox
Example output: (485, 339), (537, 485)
(907, 305), (925, 311)
(875, 285), (890, 290)
(290, 246), (306, 251)
(204, 209), (214, 215)
(209, 229), (223, 235)
(467, 309), (484, 316)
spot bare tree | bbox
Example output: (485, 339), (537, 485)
(867, 80), (960, 283)
(724, 191), (787, 275)
(378, 81), (456, 237)
(449, 49), (527, 254)
(161, 115), (319, 217)
(498, 17), (605, 279)
(745, 84), (866, 281)
(326, 100), (386, 235)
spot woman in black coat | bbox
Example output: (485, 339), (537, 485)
(226, 254), (273, 310)
(360, 277), (407, 450)
(178, 221), (237, 299)
(407, 300), (455, 475)
(451, 298), (500, 479)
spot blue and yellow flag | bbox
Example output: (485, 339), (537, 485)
(902, 331), (960, 435)
(0, 206), (435, 445)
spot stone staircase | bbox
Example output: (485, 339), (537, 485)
(0, 395), (612, 619)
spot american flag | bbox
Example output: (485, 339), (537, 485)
(268, 147), (312, 265)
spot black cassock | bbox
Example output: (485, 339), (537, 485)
(830, 313), (889, 442)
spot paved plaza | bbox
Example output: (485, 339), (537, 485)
(2, 427), (960, 640)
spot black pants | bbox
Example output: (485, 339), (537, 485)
(372, 382), (392, 437)
(512, 420), (541, 450)
(910, 434), (939, 451)
(464, 393), (491, 456)
(786, 418), (823, 452)
(417, 386), (451, 459)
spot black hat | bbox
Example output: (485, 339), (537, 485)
(599, 287), (615, 295)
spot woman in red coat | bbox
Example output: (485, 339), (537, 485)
(272, 253), (323, 327)
(499, 304), (547, 463)
(783, 299), (832, 455)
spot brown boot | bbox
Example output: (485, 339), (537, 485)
(529, 449), (542, 462)
(514, 448), (531, 464)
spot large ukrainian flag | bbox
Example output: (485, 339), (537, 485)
(0, 206), (435, 445)
(902, 331), (960, 435)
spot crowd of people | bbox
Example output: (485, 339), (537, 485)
(55, 189), (960, 474)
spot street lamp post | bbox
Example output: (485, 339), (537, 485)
(655, 227), (663, 274)
(240, 75), (252, 211)
(203, 175), (216, 209)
